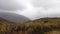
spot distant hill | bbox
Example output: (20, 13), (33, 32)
(31, 17), (60, 23)
(0, 12), (30, 23)
(0, 17), (15, 24)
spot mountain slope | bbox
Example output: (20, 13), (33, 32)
(32, 17), (60, 23)
(0, 17), (15, 24)
(0, 12), (30, 23)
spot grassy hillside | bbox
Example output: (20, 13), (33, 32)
(0, 18), (60, 34)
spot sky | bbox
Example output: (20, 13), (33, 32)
(0, 0), (60, 20)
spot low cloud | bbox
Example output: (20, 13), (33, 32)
(0, 0), (60, 20)
(16, 0), (60, 20)
(0, 0), (28, 11)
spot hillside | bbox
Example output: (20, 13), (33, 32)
(0, 17), (15, 23)
(0, 18), (60, 34)
(24, 18), (60, 34)
(0, 12), (30, 23)
(33, 17), (60, 22)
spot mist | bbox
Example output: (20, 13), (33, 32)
(0, 0), (60, 20)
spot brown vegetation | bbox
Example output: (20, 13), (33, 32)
(0, 21), (60, 34)
(0, 18), (60, 34)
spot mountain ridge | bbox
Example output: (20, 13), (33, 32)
(0, 12), (30, 23)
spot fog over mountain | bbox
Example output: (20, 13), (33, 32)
(0, 12), (30, 23)
(0, 0), (60, 20)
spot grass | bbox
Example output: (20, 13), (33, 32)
(0, 20), (60, 34)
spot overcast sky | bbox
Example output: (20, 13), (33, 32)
(0, 0), (60, 20)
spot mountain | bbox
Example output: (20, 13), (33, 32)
(0, 12), (30, 23)
(32, 17), (60, 23)
(0, 17), (15, 24)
